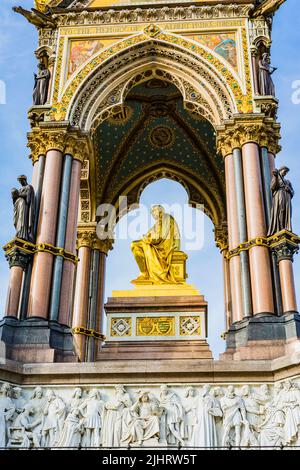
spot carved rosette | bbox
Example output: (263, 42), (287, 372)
(27, 126), (92, 163)
(216, 116), (281, 158)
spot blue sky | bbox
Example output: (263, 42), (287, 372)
(0, 0), (299, 358)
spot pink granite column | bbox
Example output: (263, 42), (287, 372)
(5, 266), (23, 317)
(225, 154), (243, 323)
(279, 260), (298, 313)
(72, 245), (91, 361)
(27, 149), (63, 318)
(242, 142), (275, 315)
(58, 160), (82, 326)
(31, 160), (40, 190)
(96, 251), (107, 336)
(268, 152), (276, 175)
(222, 253), (232, 330)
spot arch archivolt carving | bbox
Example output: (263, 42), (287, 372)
(102, 164), (224, 229)
(53, 31), (248, 127)
(88, 63), (219, 132)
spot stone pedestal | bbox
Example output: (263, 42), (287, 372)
(221, 313), (300, 361)
(0, 316), (76, 363)
(98, 283), (212, 360)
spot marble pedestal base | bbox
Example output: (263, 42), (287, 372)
(222, 313), (300, 361)
(0, 316), (76, 363)
(98, 292), (212, 360)
(98, 339), (213, 360)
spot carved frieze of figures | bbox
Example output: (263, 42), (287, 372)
(0, 381), (300, 449)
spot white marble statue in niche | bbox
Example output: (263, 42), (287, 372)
(41, 389), (66, 447)
(0, 382), (15, 448)
(159, 385), (185, 446)
(102, 384), (132, 447)
(79, 388), (104, 447)
(122, 390), (161, 446)
(221, 385), (248, 447)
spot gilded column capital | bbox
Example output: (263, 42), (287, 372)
(77, 228), (114, 253)
(216, 115), (281, 158)
(214, 223), (229, 253)
(27, 126), (92, 164)
(93, 238), (114, 255)
(77, 230), (96, 250)
(27, 128), (68, 163)
(270, 230), (300, 263)
(65, 134), (91, 163)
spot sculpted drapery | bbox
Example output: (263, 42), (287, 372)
(268, 167), (294, 236)
(131, 205), (181, 284)
(11, 175), (35, 243)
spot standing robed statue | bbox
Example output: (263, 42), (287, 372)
(33, 62), (50, 106)
(11, 175), (35, 243)
(258, 52), (277, 96)
(268, 166), (294, 236)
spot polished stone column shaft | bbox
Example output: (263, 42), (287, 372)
(222, 253), (231, 331)
(49, 154), (73, 321)
(72, 246), (91, 361)
(261, 148), (283, 315)
(242, 142), (274, 315)
(225, 154), (244, 323)
(5, 266), (23, 317)
(19, 156), (46, 320)
(279, 259), (298, 313)
(233, 148), (252, 318)
(28, 149), (63, 318)
(58, 159), (82, 326)
(96, 251), (107, 337)
(86, 249), (100, 362)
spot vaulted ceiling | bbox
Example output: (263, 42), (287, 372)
(93, 79), (226, 226)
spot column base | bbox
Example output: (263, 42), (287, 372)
(0, 316), (77, 363)
(221, 313), (300, 361)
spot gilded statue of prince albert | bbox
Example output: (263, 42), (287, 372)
(131, 205), (181, 284)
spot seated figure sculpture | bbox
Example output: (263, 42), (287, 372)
(131, 205), (181, 284)
(122, 391), (161, 446)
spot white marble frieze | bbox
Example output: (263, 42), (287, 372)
(1, 380), (300, 449)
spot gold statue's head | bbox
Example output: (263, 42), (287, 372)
(151, 204), (165, 220)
